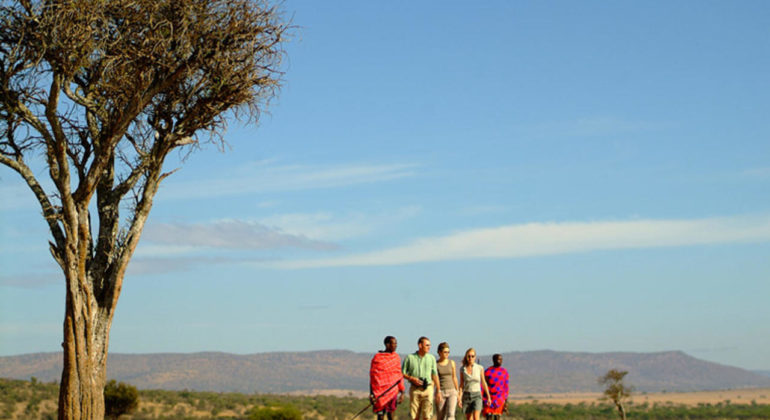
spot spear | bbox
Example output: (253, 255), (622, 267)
(349, 378), (403, 420)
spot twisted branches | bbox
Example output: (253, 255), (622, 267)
(0, 0), (286, 292)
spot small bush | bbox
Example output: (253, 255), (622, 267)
(247, 404), (303, 420)
(104, 379), (139, 420)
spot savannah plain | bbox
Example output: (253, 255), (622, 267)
(510, 387), (770, 405)
(4, 375), (770, 420)
(309, 387), (770, 406)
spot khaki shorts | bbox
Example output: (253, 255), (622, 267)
(409, 384), (434, 420)
(462, 391), (483, 413)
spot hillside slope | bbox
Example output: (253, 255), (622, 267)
(2, 350), (768, 394)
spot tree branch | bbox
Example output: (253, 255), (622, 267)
(103, 161), (163, 311)
(0, 153), (66, 256)
(44, 74), (76, 206)
(90, 153), (119, 298)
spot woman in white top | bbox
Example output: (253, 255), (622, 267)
(458, 348), (491, 420)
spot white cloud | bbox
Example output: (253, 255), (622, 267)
(160, 161), (419, 200)
(126, 256), (256, 276)
(141, 220), (338, 251)
(256, 200), (280, 208)
(741, 167), (770, 179)
(259, 212), (365, 241)
(133, 244), (203, 258)
(259, 206), (421, 241)
(264, 214), (770, 269)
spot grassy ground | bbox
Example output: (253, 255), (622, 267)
(509, 387), (770, 406)
(2, 378), (770, 420)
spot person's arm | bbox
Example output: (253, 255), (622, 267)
(433, 372), (442, 403)
(451, 361), (459, 392)
(480, 366), (491, 402)
(482, 367), (491, 404)
(402, 356), (421, 386)
(503, 370), (509, 412)
(432, 358), (441, 402)
(397, 356), (406, 403)
(369, 358), (375, 402)
(458, 367), (464, 408)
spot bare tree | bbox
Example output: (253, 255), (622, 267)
(599, 369), (633, 420)
(0, 1), (287, 419)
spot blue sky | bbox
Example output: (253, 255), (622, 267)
(1, 1), (770, 371)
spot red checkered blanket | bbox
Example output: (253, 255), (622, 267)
(369, 352), (405, 411)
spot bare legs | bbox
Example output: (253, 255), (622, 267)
(466, 409), (481, 420)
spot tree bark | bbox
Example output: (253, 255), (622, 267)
(57, 275), (113, 420)
(55, 200), (125, 420)
(53, 166), (153, 420)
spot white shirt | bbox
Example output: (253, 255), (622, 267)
(462, 363), (484, 393)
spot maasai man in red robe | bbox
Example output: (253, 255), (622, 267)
(482, 354), (509, 420)
(370, 336), (405, 420)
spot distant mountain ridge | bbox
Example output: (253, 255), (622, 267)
(2, 350), (769, 394)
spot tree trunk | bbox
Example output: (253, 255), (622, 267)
(53, 153), (154, 419)
(57, 271), (114, 420)
(616, 402), (627, 420)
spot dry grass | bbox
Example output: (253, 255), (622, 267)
(510, 388), (770, 406)
(7, 387), (770, 419)
(135, 400), (246, 418)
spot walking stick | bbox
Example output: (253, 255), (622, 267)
(349, 378), (403, 420)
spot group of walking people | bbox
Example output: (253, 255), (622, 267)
(369, 336), (509, 420)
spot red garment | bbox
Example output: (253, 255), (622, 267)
(370, 351), (405, 412)
(482, 366), (509, 415)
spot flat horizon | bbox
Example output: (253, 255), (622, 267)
(3, 347), (769, 372)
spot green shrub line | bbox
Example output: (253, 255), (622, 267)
(2, 377), (770, 420)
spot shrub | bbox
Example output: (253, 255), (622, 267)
(104, 379), (139, 420)
(247, 404), (303, 420)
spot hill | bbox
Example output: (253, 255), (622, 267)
(1, 350), (769, 394)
